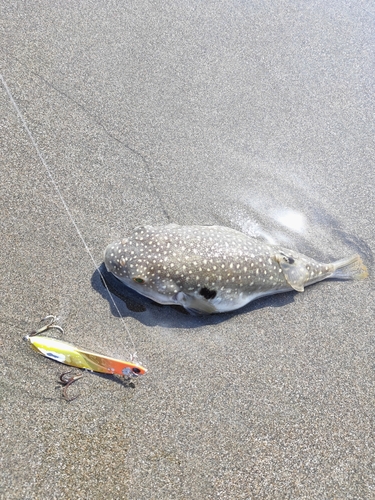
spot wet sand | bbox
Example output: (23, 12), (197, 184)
(1, 1), (374, 498)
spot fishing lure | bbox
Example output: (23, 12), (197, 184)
(24, 316), (147, 377)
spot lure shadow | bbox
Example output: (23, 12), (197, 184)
(90, 371), (136, 389)
(91, 263), (296, 329)
(55, 369), (137, 389)
(54, 372), (137, 402)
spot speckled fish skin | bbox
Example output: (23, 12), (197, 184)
(104, 224), (368, 314)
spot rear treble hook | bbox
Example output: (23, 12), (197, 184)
(59, 370), (84, 402)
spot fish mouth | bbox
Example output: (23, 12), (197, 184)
(104, 242), (124, 273)
(103, 243), (113, 271)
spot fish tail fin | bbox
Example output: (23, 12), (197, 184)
(331, 254), (368, 280)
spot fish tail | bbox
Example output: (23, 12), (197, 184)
(331, 254), (368, 280)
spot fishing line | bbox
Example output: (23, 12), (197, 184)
(0, 72), (138, 359)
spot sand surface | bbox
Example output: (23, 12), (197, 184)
(1, 1), (374, 498)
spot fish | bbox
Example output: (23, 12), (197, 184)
(24, 334), (147, 376)
(104, 224), (368, 314)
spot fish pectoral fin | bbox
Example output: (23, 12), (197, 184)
(175, 292), (217, 315)
(276, 255), (309, 293)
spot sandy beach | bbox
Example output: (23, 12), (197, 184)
(1, 1), (374, 498)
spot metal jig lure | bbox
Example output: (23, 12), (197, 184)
(24, 316), (147, 400)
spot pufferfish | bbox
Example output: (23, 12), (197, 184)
(104, 224), (368, 314)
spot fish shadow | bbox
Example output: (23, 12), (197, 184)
(91, 263), (296, 329)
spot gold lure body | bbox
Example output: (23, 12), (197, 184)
(24, 317), (146, 377)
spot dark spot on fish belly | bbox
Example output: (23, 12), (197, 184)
(199, 287), (217, 300)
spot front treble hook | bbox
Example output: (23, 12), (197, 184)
(25, 315), (64, 340)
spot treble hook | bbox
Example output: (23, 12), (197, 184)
(59, 370), (84, 402)
(25, 315), (64, 339)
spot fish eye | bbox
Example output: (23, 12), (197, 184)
(280, 252), (294, 265)
(133, 277), (145, 284)
(283, 256), (294, 264)
(132, 367), (141, 374)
